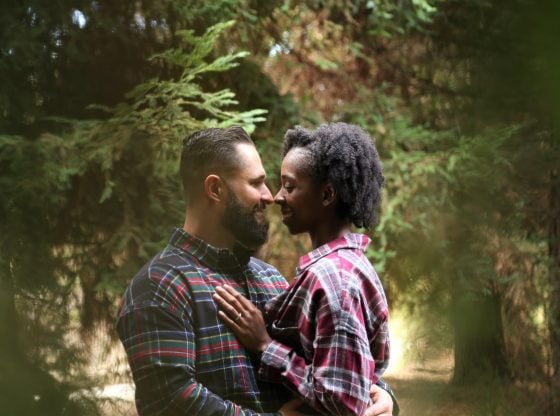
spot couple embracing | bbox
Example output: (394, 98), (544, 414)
(116, 123), (398, 416)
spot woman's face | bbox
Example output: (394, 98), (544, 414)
(274, 148), (324, 235)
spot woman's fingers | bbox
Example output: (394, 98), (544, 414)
(214, 285), (272, 353)
(214, 285), (243, 310)
(213, 290), (243, 322)
(220, 284), (254, 309)
(214, 293), (244, 331)
(217, 309), (241, 330)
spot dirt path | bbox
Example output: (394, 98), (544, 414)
(383, 350), (551, 416)
(384, 350), (465, 415)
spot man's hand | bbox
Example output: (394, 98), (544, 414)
(278, 398), (304, 416)
(364, 384), (393, 416)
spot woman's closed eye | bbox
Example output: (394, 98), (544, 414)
(282, 183), (295, 192)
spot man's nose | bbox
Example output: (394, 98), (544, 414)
(261, 185), (273, 204)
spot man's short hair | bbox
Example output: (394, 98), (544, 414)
(180, 126), (254, 203)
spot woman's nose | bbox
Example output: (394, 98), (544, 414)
(274, 189), (284, 204)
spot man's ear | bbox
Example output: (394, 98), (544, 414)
(204, 174), (224, 203)
(322, 183), (337, 207)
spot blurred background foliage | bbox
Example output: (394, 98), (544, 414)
(1, 0), (559, 414)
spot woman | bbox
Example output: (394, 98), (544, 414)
(214, 123), (391, 416)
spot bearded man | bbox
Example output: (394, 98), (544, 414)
(116, 126), (395, 415)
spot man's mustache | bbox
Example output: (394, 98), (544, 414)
(254, 201), (268, 212)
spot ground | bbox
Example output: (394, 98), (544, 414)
(92, 316), (553, 415)
(384, 350), (551, 415)
(99, 346), (551, 415)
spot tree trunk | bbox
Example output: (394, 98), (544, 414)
(0, 256), (20, 360)
(451, 289), (510, 384)
(0, 255), (75, 414)
(548, 167), (560, 414)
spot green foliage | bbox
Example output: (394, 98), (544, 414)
(292, 0), (554, 389)
(1, 13), (268, 413)
(343, 79), (551, 383)
(2, 0), (559, 412)
(280, 0), (440, 37)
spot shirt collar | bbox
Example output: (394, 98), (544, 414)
(296, 233), (371, 274)
(168, 227), (251, 269)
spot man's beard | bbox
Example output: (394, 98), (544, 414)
(221, 192), (269, 250)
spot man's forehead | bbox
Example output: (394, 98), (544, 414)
(236, 163), (266, 180)
(232, 143), (266, 178)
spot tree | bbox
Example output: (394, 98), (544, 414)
(257, 1), (558, 399)
(1, 8), (266, 412)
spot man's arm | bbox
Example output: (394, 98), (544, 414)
(117, 303), (270, 416)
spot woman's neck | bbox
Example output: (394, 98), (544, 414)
(309, 220), (352, 249)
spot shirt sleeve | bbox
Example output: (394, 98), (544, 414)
(371, 317), (390, 376)
(117, 303), (274, 416)
(258, 271), (378, 416)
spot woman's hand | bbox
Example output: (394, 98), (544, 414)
(364, 384), (393, 416)
(213, 284), (272, 354)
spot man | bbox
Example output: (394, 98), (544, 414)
(116, 126), (395, 415)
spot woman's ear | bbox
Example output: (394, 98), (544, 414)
(322, 183), (337, 207)
(204, 174), (224, 203)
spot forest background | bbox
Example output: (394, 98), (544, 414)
(1, 0), (559, 415)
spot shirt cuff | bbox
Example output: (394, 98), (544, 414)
(258, 340), (291, 382)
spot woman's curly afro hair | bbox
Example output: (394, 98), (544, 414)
(283, 122), (384, 229)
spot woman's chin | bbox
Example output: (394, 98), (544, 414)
(283, 221), (303, 236)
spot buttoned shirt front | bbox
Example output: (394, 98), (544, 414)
(258, 233), (390, 416)
(116, 228), (291, 415)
